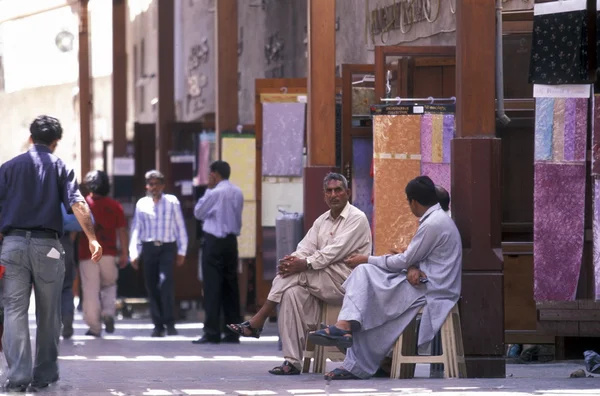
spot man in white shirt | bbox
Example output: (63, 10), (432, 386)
(226, 173), (372, 375)
(192, 161), (244, 344)
(129, 170), (188, 337)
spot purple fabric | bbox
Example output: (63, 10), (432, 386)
(352, 138), (374, 226)
(442, 114), (454, 163)
(574, 98), (587, 162)
(422, 163), (451, 197)
(262, 102), (306, 177)
(593, 98), (600, 176)
(563, 99), (576, 161)
(534, 163), (586, 302)
(595, 179), (600, 300)
(420, 114), (433, 163)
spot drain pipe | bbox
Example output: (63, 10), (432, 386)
(496, 0), (511, 126)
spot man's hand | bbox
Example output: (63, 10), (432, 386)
(389, 248), (400, 255)
(131, 259), (139, 270)
(176, 255), (185, 267)
(278, 256), (307, 278)
(89, 240), (103, 263)
(406, 266), (427, 286)
(344, 254), (368, 269)
(119, 253), (129, 269)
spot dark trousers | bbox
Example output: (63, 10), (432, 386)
(142, 242), (177, 329)
(60, 235), (76, 327)
(202, 233), (241, 337)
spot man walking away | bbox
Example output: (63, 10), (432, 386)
(0, 115), (102, 391)
(79, 170), (129, 337)
(193, 161), (244, 344)
(129, 170), (188, 337)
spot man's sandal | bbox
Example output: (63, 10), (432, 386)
(268, 360), (301, 375)
(324, 368), (360, 380)
(308, 325), (353, 348)
(226, 321), (263, 339)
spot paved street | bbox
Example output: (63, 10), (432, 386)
(0, 302), (598, 395)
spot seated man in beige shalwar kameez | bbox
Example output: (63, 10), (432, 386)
(309, 175), (462, 380)
(227, 173), (372, 375)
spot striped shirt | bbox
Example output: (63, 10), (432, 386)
(194, 180), (243, 238)
(129, 194), (188, 260)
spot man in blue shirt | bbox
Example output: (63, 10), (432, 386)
(0, 115), (102, 392)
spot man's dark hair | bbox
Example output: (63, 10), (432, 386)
(405, 176), (438, 207)
(84, 170), (111, 196)
(30, 115), (63, 145)
(145, 169), (165, 183)
(210, 160), (231, 179)
(323, 172), (348, 190)
(435, 185), (450, 212)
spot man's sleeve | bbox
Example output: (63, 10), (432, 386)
(129, 203), (142, 261)
(194, 188), (218, 220)
(367, 222), (436, 272)
(61, 166), (84, 212)
(304, 214), (371, 270)
(173, 198), (189, 256)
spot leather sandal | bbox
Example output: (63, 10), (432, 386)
(226, 321), (263, 339)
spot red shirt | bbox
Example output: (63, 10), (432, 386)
(79, 195), (127, 260)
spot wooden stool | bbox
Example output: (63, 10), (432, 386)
(302, 301), (346, 373)
(390, 304), (467, 379)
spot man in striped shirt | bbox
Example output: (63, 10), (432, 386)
(192, 161), (244, 344)
(129, 170), (188, 337)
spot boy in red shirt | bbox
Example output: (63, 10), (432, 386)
(78, 171), (129, 336)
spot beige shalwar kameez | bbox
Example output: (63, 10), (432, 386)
(268, 202), (372, 369)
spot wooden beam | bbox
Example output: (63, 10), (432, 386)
(215, 0), (238, 159)
(156, 0), (175, 175)
(307, 0), (336, 167)
(453, 0), (505, 377)
(78, 0), (92, 177)
(112, 0), (127, 158)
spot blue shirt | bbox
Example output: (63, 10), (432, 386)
(0, 145), (84, 235)
(62, 204), (96, 232)
(194, 179), (243, 238)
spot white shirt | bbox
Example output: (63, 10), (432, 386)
(129, 194), (189, 260)
(194, 180), (244, 238)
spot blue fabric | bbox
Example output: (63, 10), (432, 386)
(535, 98), (555, 161)
(62, 205), (82, 232)
(0, 144), (84, 235)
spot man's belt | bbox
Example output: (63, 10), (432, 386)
(7, 229), (58, 239)
(143, 241), (176, 247)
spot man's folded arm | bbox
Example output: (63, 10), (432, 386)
(368, 223), (435, 272)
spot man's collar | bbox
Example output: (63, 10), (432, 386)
(30, 144), (52, 153)
(327, 202), (351, 220)
(419, 203), (441, 223)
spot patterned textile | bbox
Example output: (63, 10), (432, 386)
(420, 112), (454, 195)
(352, 87), (376, 116)
(529, 5), (589, 85)
(593, 96), (600, 176)
(533, 97), (588, 302)
(196, 131), (216, 186)
(262, 102), (306, 177)
(239, 201), (256, 258)
(594, 179), (600, 300)
(352, 138), (374, 226)
(221, 135), (256, 200)
(372, 114), (421, 255)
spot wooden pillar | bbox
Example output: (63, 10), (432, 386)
(453, 0), (505, 377)
(156, 0), (175, 175)
(215, 0), (238, 158)
(112, 0), (128, 157)
(78, 0), (92, 177)
(305, 0), (338, 228)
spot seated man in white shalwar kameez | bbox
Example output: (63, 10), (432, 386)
(226, 173), (372, 375)
(309, 175), (462, 380)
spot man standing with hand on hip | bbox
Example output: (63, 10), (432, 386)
(0, 115), (102, 392)
(129, 170), (188, 337)
(192, 161), (244, 344)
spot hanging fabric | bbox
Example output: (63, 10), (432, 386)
(529, 0), (590, 85)
(262, 102), (306, 177)
(352, 138), (374, 227)
(420, 105), (455, 196)
(593, 96), (600, 300)
(372, 106), (422, 255)
(196, 131), (216, 185)
(534, 97), (588, 301)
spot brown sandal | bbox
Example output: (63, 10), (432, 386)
(226, 321), (263, 339)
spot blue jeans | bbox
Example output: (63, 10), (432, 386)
(2, 234), (65, 386)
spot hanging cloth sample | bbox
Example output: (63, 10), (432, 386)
(420, 106), (455, 196)
(372, 106), (422, 255)
(593, 95), (600, 300)
(528, 0), (590, 85)
(262, 101), (306, 177)
(196, 131), (216, 185)
(534, 97), (588, 301)
(352, 138), (374, 227)
(221, 134), (257, 258)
